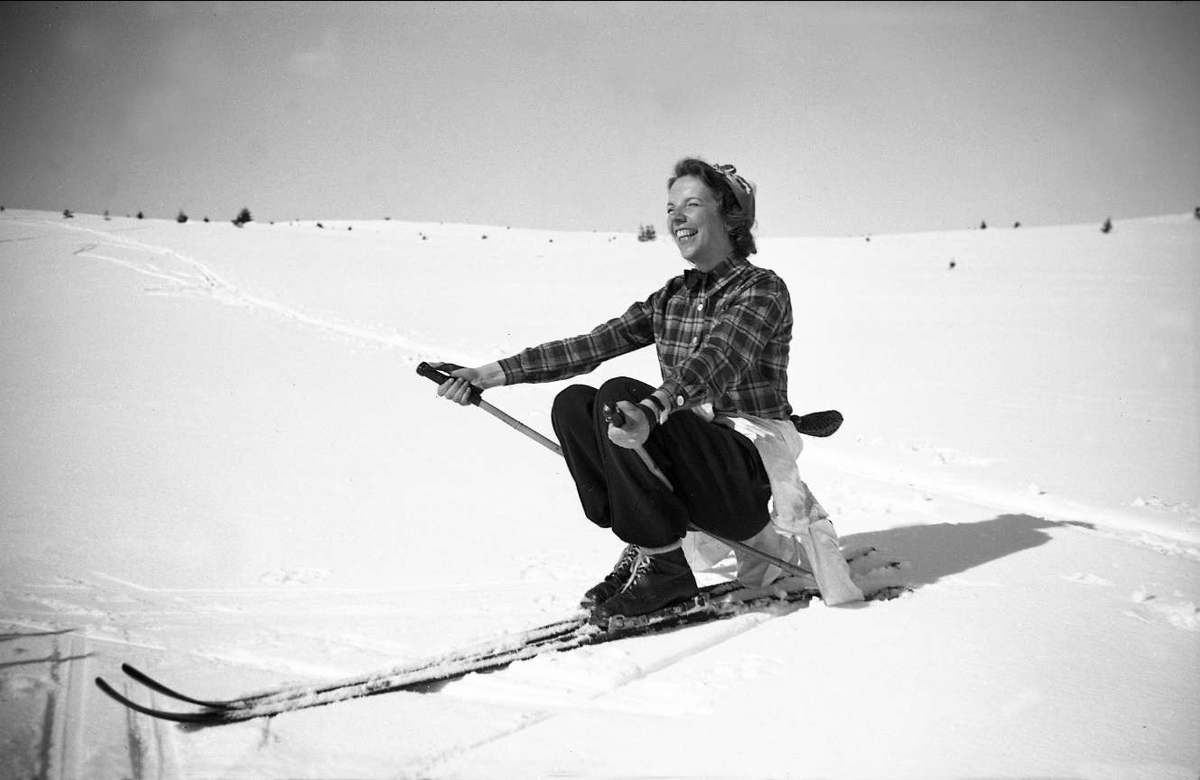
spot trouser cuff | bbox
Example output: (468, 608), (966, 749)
(637, 539), (683, 556)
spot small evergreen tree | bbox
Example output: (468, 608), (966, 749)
(137, 211), (144, 219)
(233, 207), (252, 227)
(980, 220), (987, 230)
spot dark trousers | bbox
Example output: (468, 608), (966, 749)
(550, 377), (773, 549)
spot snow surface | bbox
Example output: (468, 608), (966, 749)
(1, 208), (1197, 779)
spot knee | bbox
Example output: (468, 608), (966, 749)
(552, 384), (596, 423)
(596, 377), (652, 407)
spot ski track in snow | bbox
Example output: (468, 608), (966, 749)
(811, 443), (1200, 559)
(48, 218), (453, 361)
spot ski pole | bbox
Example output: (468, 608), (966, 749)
(416, 362), (809, 579)
(416, 362), (562, 456)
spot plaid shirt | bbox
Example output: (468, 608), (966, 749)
(497, 256), (794, 420)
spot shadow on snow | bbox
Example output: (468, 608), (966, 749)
(842, 513), (1095, 590)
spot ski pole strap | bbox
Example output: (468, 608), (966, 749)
(416, 362), (483, 406)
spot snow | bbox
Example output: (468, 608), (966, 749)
(1, 208), (1197, 779)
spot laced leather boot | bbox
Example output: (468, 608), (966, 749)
(580, 543), (640, 608)
(592, 547), (698, 619)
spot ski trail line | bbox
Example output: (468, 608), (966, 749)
(47, 219), (453, 359)
(37, 633), (88, 780)
(810, 447), (1200, 552)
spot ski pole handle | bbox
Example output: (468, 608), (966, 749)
(416, 362), (483, 405)
(416, 362), (562, 455)
(602, 402), (627, 428)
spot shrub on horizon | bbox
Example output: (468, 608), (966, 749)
(1101, 217), (1113, 234)
(233, 207), (252, 227)
(63, 208), (74, 219)
(177, 210), (188, 224)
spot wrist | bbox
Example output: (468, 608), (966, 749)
(642, 391), (669, 424)
(478, 362), (506, 389)
(637, 399), (661, 433)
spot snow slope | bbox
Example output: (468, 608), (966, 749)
(1, 209), (1196, 779)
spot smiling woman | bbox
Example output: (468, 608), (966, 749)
(430, 157), (864, 617)
(667, 159), (757, 270)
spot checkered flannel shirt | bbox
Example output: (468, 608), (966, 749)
(497, 255), (794, 420)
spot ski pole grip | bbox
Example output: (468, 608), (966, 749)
(416, 362), (483, 405)
(603, 402), (627, 428)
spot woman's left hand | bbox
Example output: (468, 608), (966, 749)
(607, 400), (652, 449)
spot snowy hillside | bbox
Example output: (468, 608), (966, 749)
(1, 209), (1197, 779)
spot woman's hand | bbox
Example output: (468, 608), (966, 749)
(606, 400), (654, 449)
(432, 361), (505, 406)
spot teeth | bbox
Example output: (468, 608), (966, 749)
(675, 228), (697, 239)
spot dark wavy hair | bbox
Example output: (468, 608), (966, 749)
(667, 158), (757, 260)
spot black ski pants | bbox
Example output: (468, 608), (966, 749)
(550, 377), (773, 549)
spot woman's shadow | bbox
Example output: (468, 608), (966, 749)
(841, 513), (1095, 590)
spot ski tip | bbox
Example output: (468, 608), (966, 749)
(94, 675), (128, 703)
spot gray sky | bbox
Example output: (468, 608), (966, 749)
(1, 1), (1197, 237)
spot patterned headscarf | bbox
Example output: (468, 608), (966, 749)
(713, 163), (755, 223)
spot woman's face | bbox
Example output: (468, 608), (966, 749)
(667, 175), (732, 271)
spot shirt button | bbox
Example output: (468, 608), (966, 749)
(691, 336), (699, 344)
(675, 395), (686, 407)
(696, 303), (703, 311)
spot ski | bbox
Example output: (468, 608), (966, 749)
(97, 548), (904, 726)
(115, 613), (590, 712)
(95, 579), (819, 726)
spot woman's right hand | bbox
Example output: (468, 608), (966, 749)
(432, 361), (504, 406)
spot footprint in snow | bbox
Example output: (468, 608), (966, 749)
(1061, 573), (1115, 587)
(1126, 587), (1199, 632)
(0, 674), (50, 702)
(258, 567), (330, 586)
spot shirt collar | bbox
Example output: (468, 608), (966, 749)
(683, 255), (742, 291)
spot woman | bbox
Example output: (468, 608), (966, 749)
(435, 158), (861, 617)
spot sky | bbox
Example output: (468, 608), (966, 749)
(1, 1), (1197, 237)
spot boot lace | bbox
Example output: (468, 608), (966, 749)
(603, 544), (641, 587)
(621, 551), (655, 590)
